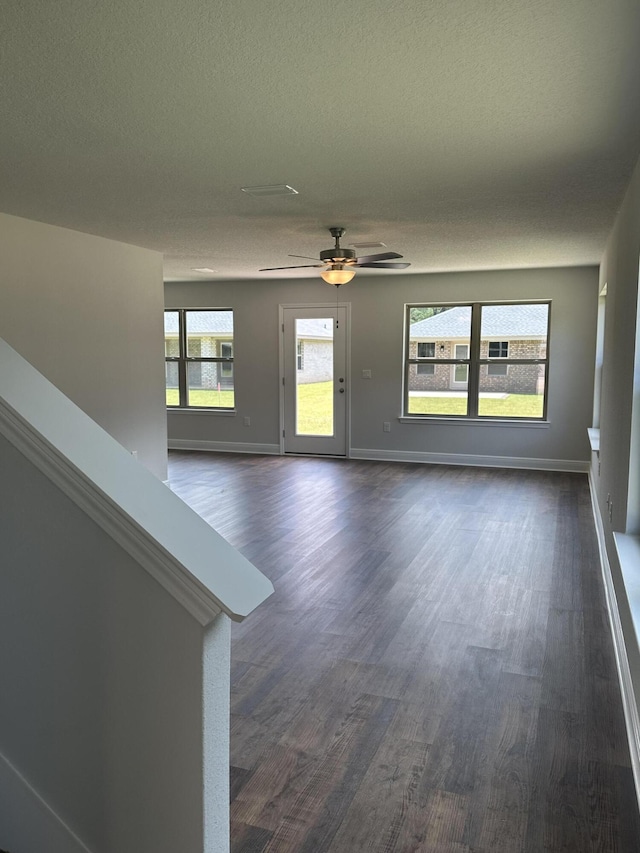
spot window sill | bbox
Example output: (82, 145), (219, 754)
(167, 408), (236, 417)
(613, 533), (640, 641)
(398, 416), (550, 428)
(588, 427), (600, 453)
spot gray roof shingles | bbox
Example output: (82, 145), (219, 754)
(164, 311), (332, 339)
(409, 304), (548, 339)
(164, 310), (233, 335)
(165, 306), (546, 341)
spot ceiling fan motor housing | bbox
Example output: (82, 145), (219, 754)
(321, 228), (356, 264)
(320, 246), (357, 264)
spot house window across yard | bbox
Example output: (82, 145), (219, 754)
(405, 302), (549, 419)
(417, 342), (435, 358)
(488, 341), (509, 358)
(164, 309), (235, 408)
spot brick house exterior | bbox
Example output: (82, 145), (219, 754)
(164, 311), (235, 391)
(409, 304), (548, 394)
(165, 312), (334, 391)
(295, 318), (334, 384)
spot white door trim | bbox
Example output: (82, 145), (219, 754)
(451, 342), (469, 389)
(279, 302), (351, 457)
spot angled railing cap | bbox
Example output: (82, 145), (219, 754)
(0, 338), (274, 625)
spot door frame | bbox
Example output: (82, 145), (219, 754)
(450, 342), (469, 389)
(279, 302), (351, 457)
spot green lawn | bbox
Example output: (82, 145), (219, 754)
(166, 383), (543, 421)
(408, 393), (544, 418)
(166, 388), (235, 408)
(297, 381), (333, 434)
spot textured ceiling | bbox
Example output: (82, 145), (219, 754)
(2, 0), (640, 281)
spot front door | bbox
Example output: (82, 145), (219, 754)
(282, 305), (348, 455)
(451, 343), (469, 389)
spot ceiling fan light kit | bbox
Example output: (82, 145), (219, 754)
(320, 265), (357, 286)
(259, 226), (410, 286)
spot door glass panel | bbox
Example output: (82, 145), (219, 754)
(454, 364), (469, 383)
(295, 318), (333, 435)
(454, 345), (469, 385)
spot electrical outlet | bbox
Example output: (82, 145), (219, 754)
(362, 369), (372, 379)
(131, 450), (138, 459)
(383, 421), (391, 433)
(243, 416), (251, 426)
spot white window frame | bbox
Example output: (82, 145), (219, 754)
(404, 302), (550, 420)
(165, 309), (235, 410)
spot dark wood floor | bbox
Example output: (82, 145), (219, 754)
(168, 451), (640, 853)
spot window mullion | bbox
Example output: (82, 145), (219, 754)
(178, 309), (188, 408)
(468, 303), (482, 417)
(404, 305), (412, 417)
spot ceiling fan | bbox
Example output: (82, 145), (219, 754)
(259, 227), (410, 286)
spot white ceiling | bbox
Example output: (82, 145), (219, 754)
(2, 0), (640, 281)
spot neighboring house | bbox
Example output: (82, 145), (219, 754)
(409, 303), (548, 394)
(165, 312), (334, 389)
(164, 310), (235, 390)
(294, 318), (333, 383)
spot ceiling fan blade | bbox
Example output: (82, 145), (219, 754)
(355, 251), (402, 264)
(355, 262), (411, 269)
(288, 254), (321, 261)
(259, 264), (324, 271)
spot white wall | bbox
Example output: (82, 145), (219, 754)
(0, 433), (230, 853)
(0, 212), (167, 479)
(166, 266), (598, 466)
(596, 156), (640, 536)
(591, 155), (640, 724)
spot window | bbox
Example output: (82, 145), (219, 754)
(220, 342), (234, 378)
(164, 309), (235, 408)
(297, 340), (304, 371)
(417, 342), (435, 358)
(404, 302), (549, 419)
(487, 341), (509, 376)
(416, 341), (435, 374)
(488, 341), (508, 358)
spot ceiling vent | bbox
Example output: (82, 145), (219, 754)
(241, 184), (299, 197)
(350, 241), (387, 249)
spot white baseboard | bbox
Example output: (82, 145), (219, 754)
(0, 750), (93, 853)
(168, 439), (280, 455)
(588, 467), (640, 811)
(349, 447), (590, 472)
(167, 441), (589, 473)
